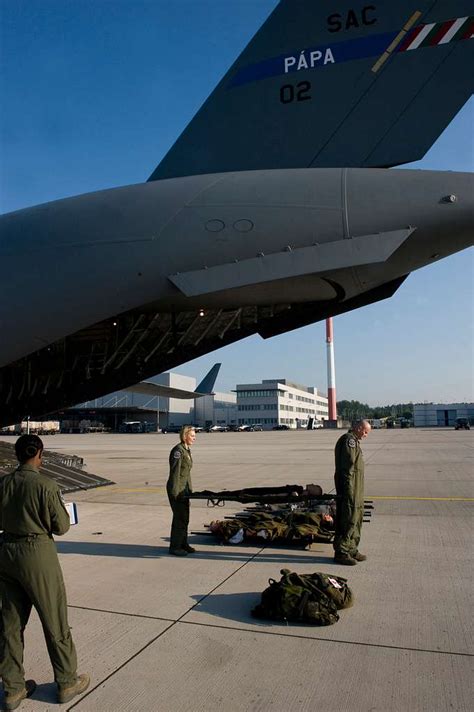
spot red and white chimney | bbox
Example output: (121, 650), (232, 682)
(326, 318), (337, 421)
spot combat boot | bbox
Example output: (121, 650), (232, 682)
(169, 548), (188, 556)
(4, 680), (36, 711)
(353, 551), (367, 561)
(334, 553), (357, 566)
(57, 673), (90, 704)
(183, 544), (196, 553)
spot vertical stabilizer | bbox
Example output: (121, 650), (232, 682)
(149, 0), (474, 179)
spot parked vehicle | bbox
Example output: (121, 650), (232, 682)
(119, 421), (143, 433)
(273, 424), (290, 430)
(306, 417), (324, 429)
(161, 425), (183, 434)
(455, 417), (470, 430)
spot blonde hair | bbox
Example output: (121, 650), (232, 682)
(180, 425), (195, 443)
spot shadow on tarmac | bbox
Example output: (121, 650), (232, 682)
(189, 591), (337, 628)
(0, 682), (58, 707)
(190, 591), (264, 625)
(56, 541), (333, 565)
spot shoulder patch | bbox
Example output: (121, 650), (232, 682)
(173, 450), (181, 459)
(348, 438), (356, 448)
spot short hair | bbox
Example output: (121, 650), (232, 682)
(179, 425), (195, 443)
(352, 419), (371, 432)
(15, 434), (44, 464)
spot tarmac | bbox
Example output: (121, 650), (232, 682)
(1, 428), (473, 712)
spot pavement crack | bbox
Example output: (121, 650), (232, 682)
(175, 546), (266, 622)
(68, 603), (174, 622)
(67, 549), (265, 708)
(67, 620), (175, 710)
(176, 619), (474, 658)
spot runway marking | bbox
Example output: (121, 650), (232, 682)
(368, 496), (473, 501)
(92, 486), (165, 494)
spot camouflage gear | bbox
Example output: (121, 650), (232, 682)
(333, 430), (365, 557)
(209, 510), (334, 545)
(167, 443), (193, 551)
(252, 569), (353, 625)
(0, 465), (78, 697)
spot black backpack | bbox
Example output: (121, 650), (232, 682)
(252, 569), (353, 626)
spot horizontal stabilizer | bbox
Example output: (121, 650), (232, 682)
(124, 382), (198, 399)
(125, 363), (221, 400)
(169, 229), (414, 297)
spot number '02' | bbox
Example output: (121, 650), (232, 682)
(280, 81), (311, 104)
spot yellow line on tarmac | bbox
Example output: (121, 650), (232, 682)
(368, 496), (473, 502)
(94, 486), (166, 494)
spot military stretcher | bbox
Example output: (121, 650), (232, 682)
(188, 484), (332, 506)
(187, 484), (373, 547)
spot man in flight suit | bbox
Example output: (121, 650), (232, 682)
(333, 420), (371, 566)
(0, 435), (89, 710)
(167, 425), (196, 556)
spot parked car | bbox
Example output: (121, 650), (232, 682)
(247, 424), (263, 431)
(161, 425), (183, 434)
(273, 424), (290, 430)
(455, 417), (470, 430)
(206, 424), (229, 432)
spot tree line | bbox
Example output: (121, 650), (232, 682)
(336, 400), (414, 421)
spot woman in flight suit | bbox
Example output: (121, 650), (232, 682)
(167, 425), (196, 556)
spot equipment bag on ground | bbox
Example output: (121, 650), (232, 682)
(251, 569), (353, 626)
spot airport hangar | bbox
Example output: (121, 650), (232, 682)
(413, 402), (474, 427)
(55, 374), (330, 432)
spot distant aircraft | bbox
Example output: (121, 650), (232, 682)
(0, 0), (473, 426)
(124, 363), (221, 400)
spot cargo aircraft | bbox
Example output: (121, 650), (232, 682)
(0, 0), (473, 427)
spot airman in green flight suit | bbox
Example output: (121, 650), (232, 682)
(0, 435), (89, 710)
(167, 425), (196, 556)
(333, 420), (371, 566)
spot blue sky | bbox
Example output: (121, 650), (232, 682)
(1, 0), (472, 405)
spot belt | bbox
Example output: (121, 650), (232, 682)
(2, 532), (49, 543)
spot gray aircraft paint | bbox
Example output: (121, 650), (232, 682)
(149, 0), (474, 180)
(2, 167), (472, 370)
(0, 0), (473, 426)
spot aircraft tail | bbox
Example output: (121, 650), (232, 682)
(195, 363), (221, 395)
(149, 0), (473, 180)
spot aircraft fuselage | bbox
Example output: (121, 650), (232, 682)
(1, 167), (472, 369)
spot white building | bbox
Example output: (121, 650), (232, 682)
(77, 372), (196, 429)
(236, 379), (328, 430)
(194, 392), (237, 428)
(413, 402), (474, 427)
